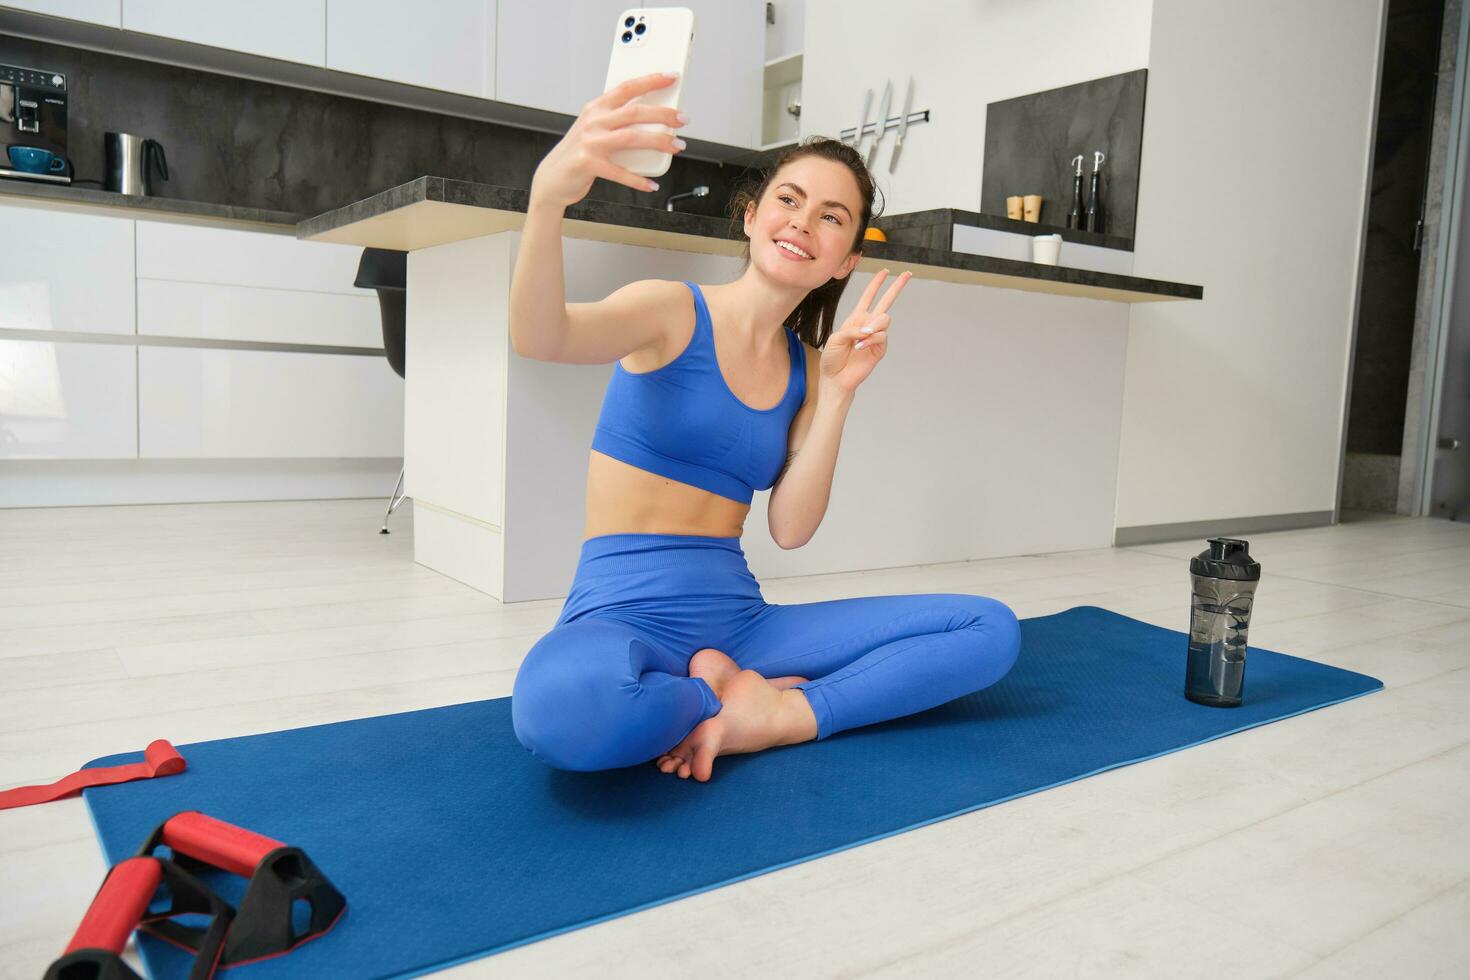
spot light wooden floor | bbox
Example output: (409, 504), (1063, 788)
(1, 500), (1467, 979)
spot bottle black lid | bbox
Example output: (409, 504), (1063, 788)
(1190, 537), (1261, 581)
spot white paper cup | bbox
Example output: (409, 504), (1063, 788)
(1032, 234), (1063, 265)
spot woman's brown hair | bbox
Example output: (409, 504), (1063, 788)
(727, 135), (883, 350)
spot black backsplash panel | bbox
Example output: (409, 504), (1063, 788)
(0, 35), (762, 220)
(980, 69), (1146, 240)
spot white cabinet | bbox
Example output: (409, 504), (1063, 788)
(12, 2), (767, 150)
(135, 222), (380, 347)
(495, 0), (765, 149)
(131, 220), (404, 461)
(135, 222), (364, 294)
(764, 0), (802, 62)
(326, 0), (493, 98)
(121, 0), (326, 67)
(760, 0), (802, 149)
(128, 207), (385, 456)
(0, 204), (135, 336)
(0, 0), (120, 27)
(0, 339), (136, 458)
(493, 0), (586, 114)
(137, 281), (380, 347)
(138, 346), (403, 458)
(0, 204), (400, 467)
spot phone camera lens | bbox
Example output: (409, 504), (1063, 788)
(621, 30), (632, 42)
(634, 23), (645, 35)
(623, 16), (634, 27)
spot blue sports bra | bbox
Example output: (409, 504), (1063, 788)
(590, 280), (807, 505)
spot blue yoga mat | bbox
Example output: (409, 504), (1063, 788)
(81, 605), (1382, 979)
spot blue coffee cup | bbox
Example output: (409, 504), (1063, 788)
(7, 146), (67, 175)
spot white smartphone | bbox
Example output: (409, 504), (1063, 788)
(602, 7), (695, 179)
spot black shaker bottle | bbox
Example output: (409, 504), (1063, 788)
(1184, 537), (1261, 707)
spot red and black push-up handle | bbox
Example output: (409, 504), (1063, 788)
(134, 811), (347, 967)
(43, 855), (232, 980)
(45, 811), (347, 978)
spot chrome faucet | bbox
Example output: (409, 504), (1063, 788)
(665, 185), (709, 211)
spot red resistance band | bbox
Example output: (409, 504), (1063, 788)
(0, 739), (186, 810)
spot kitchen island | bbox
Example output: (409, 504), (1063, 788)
(301, 177), (1200, 302)
(299, 177), (1203, 601)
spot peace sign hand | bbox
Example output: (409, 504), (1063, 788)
(819, 268), (912, 395)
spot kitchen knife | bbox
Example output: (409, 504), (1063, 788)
(852, 87), (872, 152)
(867, 80), (891, 168)
(888, 76), (914, 173)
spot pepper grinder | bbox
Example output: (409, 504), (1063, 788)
(1066, 154), (1085, 230)
(1084, 150), (1105, 233)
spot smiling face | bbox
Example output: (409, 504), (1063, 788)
(743, 155), (865, 286)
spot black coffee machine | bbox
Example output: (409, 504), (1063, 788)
(0, 61), (71, 184)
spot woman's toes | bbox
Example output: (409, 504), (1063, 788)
(691, 745), (715, 782)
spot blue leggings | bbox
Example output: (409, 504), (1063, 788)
(511, 532), (1023, 771)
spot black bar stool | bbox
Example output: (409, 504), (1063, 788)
(353, 247), (408, 534)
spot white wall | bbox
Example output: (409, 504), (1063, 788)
(801, 0), (1152, 215)
(1115, 0), (1386, 532)
(801, 0), (1388, 537)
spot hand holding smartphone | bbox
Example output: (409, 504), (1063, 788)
(527, 8), (695, 210)
(601, 7), (695, 178)
(527, 72), (687, 210)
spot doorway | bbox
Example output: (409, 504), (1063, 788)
(1341, 0), (1449, 514)
(1423, 0), (1470, 519)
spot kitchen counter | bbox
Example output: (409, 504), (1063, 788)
(877, 208), (1135, 252)
(294, 174), (1197, 604)
(0, 178), (300, 233)
(1, 175), (1201, 304)
(298, 177), (1202, 304)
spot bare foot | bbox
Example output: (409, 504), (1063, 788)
(684, 646), (809, 697)
(655, 668), (818, 782)
(656, 647), (738, 777)
(658, 648), (809, 776)
(686, 647), (742, 700)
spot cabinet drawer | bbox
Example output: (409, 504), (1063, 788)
(135, 222), (367, 295)
(137, 279), (382, 347)
(0, 204), (135, 336)
(0, 339), (136, 458)
(138, 346), (403, 458)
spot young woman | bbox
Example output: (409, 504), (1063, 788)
(509, 71), (1021, 782)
